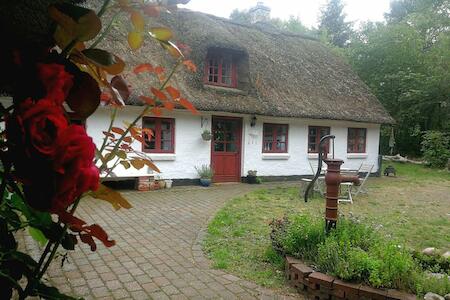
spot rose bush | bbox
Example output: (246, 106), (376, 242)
(7, 62), (99, 212)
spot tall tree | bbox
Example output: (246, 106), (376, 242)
(318, 0), (353, 47)
(229, 9), (314, 36)
(229, 8), (252, 24)
(345, 0), (450, 155)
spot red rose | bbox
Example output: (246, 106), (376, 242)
(51, 125), (99, 211)
(7, 100), (99, 211)
(17, 98), (68, 156)
(37, 63), (73, 105)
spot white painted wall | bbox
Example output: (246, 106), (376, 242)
(87, 106), (212, 179)
(87, 106), (381, 180)
(242, 116), (380, 177)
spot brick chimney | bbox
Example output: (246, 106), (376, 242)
(248, 1), (271, 23)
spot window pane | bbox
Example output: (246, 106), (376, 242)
(145, 140), (156, 150)
(161, 140), (172, 151)
(226, 143), (237, 152)
(264, 141), (272, 151)
(276, 142), (286, 151)
(214, 142), (224, 152)
(320, 128), (330, 137)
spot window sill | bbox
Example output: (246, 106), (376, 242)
(149, 154), (176, 161)
(307, 153), (319, 159)
(347, 153), (368, 159)
(203, 84), (247, 95)
(262, 153), (290, 160)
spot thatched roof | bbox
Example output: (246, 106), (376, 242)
(0, 0), (393, 124)
(101, 9), (393, 124)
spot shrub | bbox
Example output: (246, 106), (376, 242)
(367, 243), (416, 289)
(271, 214), (450, 294)
(277, 215), (326, 261)
(421, 131), (450, 168)
(317, 234), (377, 282)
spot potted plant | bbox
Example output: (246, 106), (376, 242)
(196, 164), (213, 187)
(201, 129), (212, 141)
(247, 170), (258, 184)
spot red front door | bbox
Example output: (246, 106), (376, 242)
(211, 116), (242, 182)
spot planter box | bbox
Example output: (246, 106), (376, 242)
(284, 256), (416, 300)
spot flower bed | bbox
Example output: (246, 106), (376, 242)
(270, 214), (450, 297)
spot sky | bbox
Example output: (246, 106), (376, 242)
(181, 0), (392, 29)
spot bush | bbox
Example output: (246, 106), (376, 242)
(271, 214), (450, 294)
(275, 215), (326, 261)
(421, 131), (450, 168)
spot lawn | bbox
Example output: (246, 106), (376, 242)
(203, 161), (450, 291)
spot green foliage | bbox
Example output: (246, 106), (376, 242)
(318, 0), (353, 47)
(421, 130), (450, 168)
(272, 214), (449, 293)
(229, 8), (316, 37)
(412, 250), (450, 274)
(413, 272), (450, 296)
(344, 0), (450, 156)
(274, 215), (326, 261)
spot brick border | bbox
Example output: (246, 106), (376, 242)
(285, 256), (416, 300)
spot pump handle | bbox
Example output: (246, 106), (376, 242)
(304, 134), (335, 202)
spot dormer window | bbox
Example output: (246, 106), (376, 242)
(205, 51), (237, 88)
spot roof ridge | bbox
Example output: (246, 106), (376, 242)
(177, 8), (319, 42)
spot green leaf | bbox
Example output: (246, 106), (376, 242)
(49, 3), (101, 42)
(105, 152), (115, 162)
(82, 49), (114, 66)
(148, 27), (173, 41)
(117, 150), (127, 160)
(8, 193), (52, 227)
(81, 49), (125, 75)
(28, 227), (48, 246)
(120, 161), (131, 169)
(0, 205), (22, 230)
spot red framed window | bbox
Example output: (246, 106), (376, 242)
(347, 128), (366, 153)
(204, 52), (237, 87)
(142, 117), (175, 153)
(263, 123), (288, 153)
(308, 126), (330, 153)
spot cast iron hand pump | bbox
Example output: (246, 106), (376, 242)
(304, 135), (360, 232)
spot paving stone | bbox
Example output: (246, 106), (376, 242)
(91, 286), (110, 298)
(111, 288), (130, 299)
(130, 290), (149, 300)
(149, 291), (170, 300)
(142, 282), (160, 293)
(21, 184), (304, 299)
(105, 279), (122, 291)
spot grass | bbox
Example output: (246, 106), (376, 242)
(203, 161), (450, 291)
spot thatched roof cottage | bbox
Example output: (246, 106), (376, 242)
(88, 6), (394, 184)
